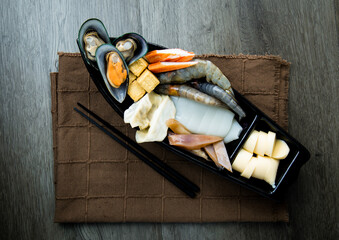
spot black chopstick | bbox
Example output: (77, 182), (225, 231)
(76, 103), (200, 193)
(74, 104), (199, 197)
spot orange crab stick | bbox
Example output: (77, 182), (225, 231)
(148, 61), (198, 73)
(144, 49), (195, 63)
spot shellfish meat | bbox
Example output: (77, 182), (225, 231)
(83, 31), (105, 61)
(105, 51), (128, 88)
(116, 38), (137, 63)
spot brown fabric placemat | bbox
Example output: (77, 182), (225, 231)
(52, 52), (290, 223)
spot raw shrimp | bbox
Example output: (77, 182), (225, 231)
(157, 59), (234, 96)
(155, 84), (225, 108)
(191, 82), (246, 119)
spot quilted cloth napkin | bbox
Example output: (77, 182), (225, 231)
(51, 52), (290, 222)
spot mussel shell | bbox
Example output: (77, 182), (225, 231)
(78, 18), (111, 67)
(113, 33), (148, 65)
(96, 44), (129, 103)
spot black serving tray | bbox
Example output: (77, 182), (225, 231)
(77, 38), (310, 201)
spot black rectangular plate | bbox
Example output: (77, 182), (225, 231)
(77, 39), (310, 201)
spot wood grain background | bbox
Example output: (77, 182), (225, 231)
(0, 0), (338, 239)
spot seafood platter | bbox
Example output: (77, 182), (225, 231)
(77, 19), (310, 200)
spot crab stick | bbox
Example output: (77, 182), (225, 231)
(148, 61), (198, 73)
(145, 49), (195, 63)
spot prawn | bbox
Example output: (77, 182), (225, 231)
(191, 82), (246, 119)
(155, 84), (226, 108)
(156, 59), (234, 96)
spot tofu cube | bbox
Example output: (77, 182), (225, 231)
(128, 80), (146, 102)
(128, 58), (148, 77)
(137, 69), (160, 93)
(129, 71), (137, 84)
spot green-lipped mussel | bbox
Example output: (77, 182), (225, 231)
(115, 38), (137, 63)
(83, 31), (105, 61)
(113, 33), (148, 65)
(78, 18), (110, 66)
(96, 44), (129, 103)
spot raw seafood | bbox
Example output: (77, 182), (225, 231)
(171, 96), (235, 138)
(157, 59), (234, 96)
(96, 44), (129, 103)
(83, 31), (105, 61)
(78, 19), (110, 65)
(166, 119), (208, 159)
(223, 119), (243, 144)
(168, 134), (223, 150)
(149, 61), (198, 73)
(144, 48), (195, 63)
(191, 82), (246, 119)
(213, 141), (232, 172)
(112, 33), (148, 65)
(105, 51), (128, 88)
(204, 145), (218, 163)
(116, 38), (137, 62)
(166, 119), (191, 134)
(155, 84), (225, 107)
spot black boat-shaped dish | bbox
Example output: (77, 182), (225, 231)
(76, 38), (310, 201)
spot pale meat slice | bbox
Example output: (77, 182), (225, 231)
(168, 134), (223, 150)
(213, 141), (232, 172)
(204, 145), (219, 165)
(166, 119), (208, 159)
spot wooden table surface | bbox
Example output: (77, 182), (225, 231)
(0, 0), (338, 239)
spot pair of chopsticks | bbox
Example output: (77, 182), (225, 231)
(74, 103), (200, 198)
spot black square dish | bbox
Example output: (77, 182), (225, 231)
(77, 39), (310, 201)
